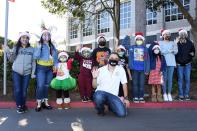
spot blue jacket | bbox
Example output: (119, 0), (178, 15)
(33, 43), (58, 67)
(128, 45), (150, 74)
(148, 43), (166, 72)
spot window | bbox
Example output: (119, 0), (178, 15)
(83, 18), (93, 37)
(70, 19), (78, 39)
(146, 8), (157, 25)
(120, 1), (131, 29)
(165, 0), (190, 22)
(97, 11), (110, 34)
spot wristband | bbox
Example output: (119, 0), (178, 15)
(124, 96), (129, 100)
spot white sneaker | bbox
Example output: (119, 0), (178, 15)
(167, 93), (173, 101)
(163, 94), (168, 101)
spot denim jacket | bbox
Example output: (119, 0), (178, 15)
(128, 45), (150, 74)
(33, 43), (58, 67)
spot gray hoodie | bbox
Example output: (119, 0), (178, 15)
(6, 46), (36, 76)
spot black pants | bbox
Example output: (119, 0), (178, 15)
(56, 90), (69, 98)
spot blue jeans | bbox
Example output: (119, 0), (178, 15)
(93, 91), (127, 117)
(132, 70), (145, 98)
(12, 71), (31, 107)
(177, 64), (191, 97)
(162, 66), (174, 94)
(36, 65), (53, 99)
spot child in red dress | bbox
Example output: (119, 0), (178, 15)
(148, 42), (166, 102)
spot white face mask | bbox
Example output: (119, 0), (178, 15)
(154, 49), (160, 54)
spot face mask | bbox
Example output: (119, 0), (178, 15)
(99, 41), (106, 46)
(154, 49), (160, 54)
(20, 39), (29, 45)
(118, 51), (125, 57)
(59, 56), (67, 62)
(42, 35), (51, 41)
(82, 50), (91, 58)
(108, 59), (118, 66)
(136, 40), (143, 45)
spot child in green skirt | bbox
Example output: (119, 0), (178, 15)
(50, 51), (76, 109)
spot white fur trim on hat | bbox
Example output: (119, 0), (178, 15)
(97, 35), (106, 43)
(18, 32), (30, 39)
(152, 45), (160, 50)
(58, 52), (69, 59)
(135, 35), (145, 41)
(80, 47), (92, 53)
(117, 45), (126, 51)
(41, 29), (50, 36)
(179, 29), (188, 36)
(162, 30), (170, 36)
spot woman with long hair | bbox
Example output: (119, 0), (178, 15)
(34, 29), (58, 112)
(4, 31), (36, 113)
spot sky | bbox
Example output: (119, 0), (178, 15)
(0, 0), (67, 43)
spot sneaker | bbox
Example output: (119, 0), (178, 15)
(86, 97), (92, 102)
(133, 97), (139, 103)
(81, 96), (88, 103)
(185, 96), (191, 101)
(179, 96), (184, 101)
(167, 93), (173, 101)
(139, 97), (145, 103)
(16, 106), (24, 114)
(163, 93), (168, 101)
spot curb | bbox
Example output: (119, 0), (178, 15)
(0, 101), (197, 109)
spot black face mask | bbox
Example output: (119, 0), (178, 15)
(108, 59), (118, 66)
(99, 41), (106, 46)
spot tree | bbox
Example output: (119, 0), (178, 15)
(41, 0), (122, 47)
(145, 0), (197, 51)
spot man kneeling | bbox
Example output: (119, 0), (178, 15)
(92, 52), (130, 117)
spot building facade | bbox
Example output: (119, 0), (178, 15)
(65, 0), (196, 51)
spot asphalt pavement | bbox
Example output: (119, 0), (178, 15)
(0, 108), (197, 131)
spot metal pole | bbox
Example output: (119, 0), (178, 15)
(3, 0), (9, 95)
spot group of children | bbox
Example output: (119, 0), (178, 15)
(4, 27), (195, 113)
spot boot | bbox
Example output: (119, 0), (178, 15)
(35, 99), (42, 112)
(63, 98), (71, 110)
(56, 98), (63, 110)
(157, 86), (163, 102)
(151, 86), (157, 102)
(42, 98), (52, 110)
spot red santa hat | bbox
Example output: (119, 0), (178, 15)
(117, 45), (126, 51)
(18, 31), (30, 40)
(135, 32), (145, 41)
(161, 29), (171, 37)
(58, 51), (69, 59)
(152, 44), (160, 50)
(178, 29), (188, 36)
